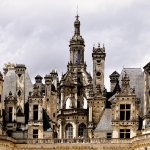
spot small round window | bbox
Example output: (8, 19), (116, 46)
(97, 60), (101, 63)
(96, 72), (101, 76)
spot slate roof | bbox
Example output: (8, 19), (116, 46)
(95, 109), (112, 131)
(119, 68), (144, 116)
(2, 68), (33, 107)
(2, 69), (16, 108)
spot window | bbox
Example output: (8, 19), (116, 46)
(17, 74), (22, 78)
(107, 133), (112, 139)
(77, 87), (81, 96)
(33, 105), (38, 120)
(78, 78), (80, 83)
(0, 94), (1, 102)
(77, 100), (80, 108)
(78, 123), (86, 137)
(120, 104), (130, 120)
(17, 90), (21, 97)
(9, 107), (13, 122)
(120, 129), (130, 138)
(53, 113), (55, 118)
(33, 129), (38, 138)
(73, 50), (76, 64)
(78, 50), (80, 64)
(8, 132), (12, 137)
(97, 60), (101, 63)
(96, 72), (101, 76)
(66, 124), (73, 139)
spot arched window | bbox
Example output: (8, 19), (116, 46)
(74, 50), (76, 64)
(78, 50), (80, 64)
(66, 123), (73, 138)
(65, 98), (70, 109)
(96, 72), (101, 76)
(78, 123), (86, 137)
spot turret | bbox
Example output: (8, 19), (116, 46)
(15, 64), (26, 115)
(50, 69), (58, 90)
(109, 71), (120, 92)
(28, 84), (43, 139)
(69, 15), (85, 64)
(142, 62), (150, 134)
(92, 43), (106, 92)
(35, 75), (43, 92)
(0, 72), (3, 135)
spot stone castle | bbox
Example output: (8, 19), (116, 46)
(0, 15), (150, 150)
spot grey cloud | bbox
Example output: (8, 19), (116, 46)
(0, 0), (150, 90)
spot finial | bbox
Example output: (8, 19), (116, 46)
(103, 43), (105, 48)
(77, 6), (78, 15)
(98, 42), (100, 48)
(93, 44), (95, 48)
(75, 14), (79, 20)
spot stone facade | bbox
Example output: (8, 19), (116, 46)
(0, 14), (150, 149)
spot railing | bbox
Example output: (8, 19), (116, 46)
(1, 133), (150, 144)
(15, 138), (131, 144)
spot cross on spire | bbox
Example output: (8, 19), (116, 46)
(76, 6), (79, 20)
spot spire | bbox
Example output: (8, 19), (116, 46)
(74, 12), (80, 35)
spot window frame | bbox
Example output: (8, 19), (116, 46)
(66, 123), (73, 139)
(33, 105), (38, 120)
(120, 129), (130, 139)
(78, 123), (86, 137)
(107, 132), (112, 139)
(120, 104), (131, 121)
(9, 107), (13, 122)
(33, 129), (38, 138)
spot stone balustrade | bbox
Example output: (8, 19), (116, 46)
(0, 133), (150, 144)
(1, 134), (150, 150)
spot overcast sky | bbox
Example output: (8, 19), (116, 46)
(0, 0), (150, 91)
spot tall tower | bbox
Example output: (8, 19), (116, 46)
(143, 62), (150, 134)
(28, 85), (43, 139)
(69, 14), (85, 65)
(0, 72), (3, 134)
(109, 71), (120, 92)
(92, 43), (106, 93)
(15, 64), (26, 121)
(58, 15), (91, 139)
(50, 69), (58, 89)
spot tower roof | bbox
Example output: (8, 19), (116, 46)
(143, 62), (150, 70)
(69, 15), (84, 46)
(109, 71), (120, 77)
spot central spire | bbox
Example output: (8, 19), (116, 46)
(74, 14), (80, 35)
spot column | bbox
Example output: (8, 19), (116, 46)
(89, 105), (92, 122)
(39, 104), (42, 120)
(60, 122), (63, 139)
(74, 87), (77, 108)
(73, 122), (77, 138)
(13, 106), (16, 121)
(61, 88), (64, 109)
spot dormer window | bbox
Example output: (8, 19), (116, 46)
(78, 50), (80, 64)
(120, 104), (130, 120)
(33, 105), (38, 120)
